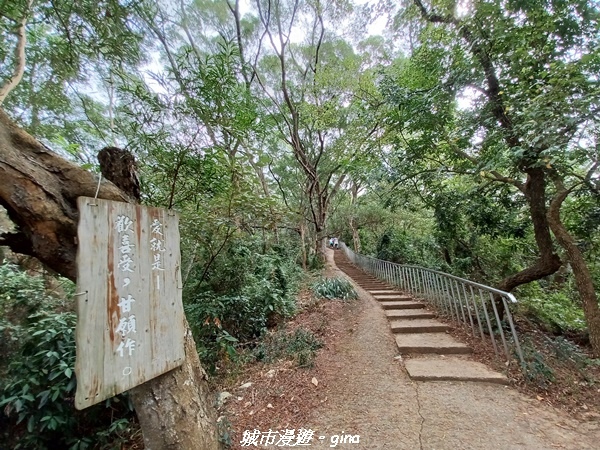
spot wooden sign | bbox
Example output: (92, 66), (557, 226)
(74, 197), (185, 409)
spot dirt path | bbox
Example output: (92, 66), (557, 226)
(301, 248), (600, 449)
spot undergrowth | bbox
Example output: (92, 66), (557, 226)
(311, 277), (358, 301)
(0, 263), (137, 450)
(253, 328), (323, 368)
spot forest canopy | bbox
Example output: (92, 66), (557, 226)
(1, 0), (600, 447)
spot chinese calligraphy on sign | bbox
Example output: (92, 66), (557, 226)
(74, 198), (185, 410)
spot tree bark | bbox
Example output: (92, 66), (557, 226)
(0, 109), (221, 449)
(299, 222), (307, 270)
(130, 317), (221, 449)
(349, 180), (361, 253)
(496, 167), (561, 292)
(548, 182), (600, 357)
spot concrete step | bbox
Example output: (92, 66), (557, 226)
(395, 333), (472, 354)
(404, 357), (508, 384)
(390, 319), (450, 333)
(369, 290), (401, 295)
(380, 301), (424, 310)
(373, 294), (412, 301)
(386, 309), (436, 320)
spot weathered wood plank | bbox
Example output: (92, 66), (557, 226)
(75, 197), (185, 409)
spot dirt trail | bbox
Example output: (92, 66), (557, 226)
(302, 248), (600, 449)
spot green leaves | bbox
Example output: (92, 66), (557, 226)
(0, 265), (135, 448)
(311, 277), (358, 301)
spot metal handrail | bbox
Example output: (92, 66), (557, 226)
(341, 242), (525, 368)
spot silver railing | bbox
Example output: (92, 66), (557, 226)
(341, 243), (525, 368)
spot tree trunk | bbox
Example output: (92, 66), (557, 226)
(0, 109), (221, 449)
(0, 0), (34, 105)
(548, 184), (600, 357)
(349, 180), (361, 253)
(496, 168), (561, 292)
(299, 222), (307, 270)
(131, 317), (221, 449)
(350, 216), (361, 254)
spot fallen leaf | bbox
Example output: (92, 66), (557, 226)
(312, 377), (319, 387)
(267, 403), (273, 409)
(536, 396), (544, 401)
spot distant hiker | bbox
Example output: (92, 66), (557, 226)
(329, 237), (334, 248)
(333, 237), (339, 249)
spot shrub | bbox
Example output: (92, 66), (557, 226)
(0, 312), (136, 449)
(0, 263), (136, 449)
(516, 284), (587, 333)
(519, 336), (555, 389)
(312, 277), (358, 301)
(183, 238), (304, 373)
(254, 328), (323, 368)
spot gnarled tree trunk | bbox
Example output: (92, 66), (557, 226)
(548, 182), (600, 357)
(496, 168), (562, 292)
(0, 109), (221, 449)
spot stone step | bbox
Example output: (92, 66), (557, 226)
(395, 333), (472, 354)
(386, 309), (436, 320)
(380, 301), (424, 310)
(404, 357), (508, 384)
(373, 294), (412, 301)
(390, 319), (450, 333)
(369, 290), (401, 295)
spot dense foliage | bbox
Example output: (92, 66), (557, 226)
(0, 264), (135, 449)
(1, 0), (600, 445)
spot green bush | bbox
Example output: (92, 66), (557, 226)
(0, 263), (136, 449)
(254, 328), (323, 368)
(0, 312), (136, 449)
(312, 277), (358, 301)
(516, 283), (587, 332)
(183, 237), (304, 372)
(519, 336), (555, 389)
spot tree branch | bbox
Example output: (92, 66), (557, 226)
(0, 0), (34, 104)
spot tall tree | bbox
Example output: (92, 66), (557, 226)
(382, 0), (600, 353)
(238, 0), (383, 257)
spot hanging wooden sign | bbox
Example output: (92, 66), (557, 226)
(74, 197), (185, 409)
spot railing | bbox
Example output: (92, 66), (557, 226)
(341, 243), (525, 368)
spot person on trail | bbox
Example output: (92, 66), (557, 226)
(329, 237), (334, 248)
(333, 237), (339, 249)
